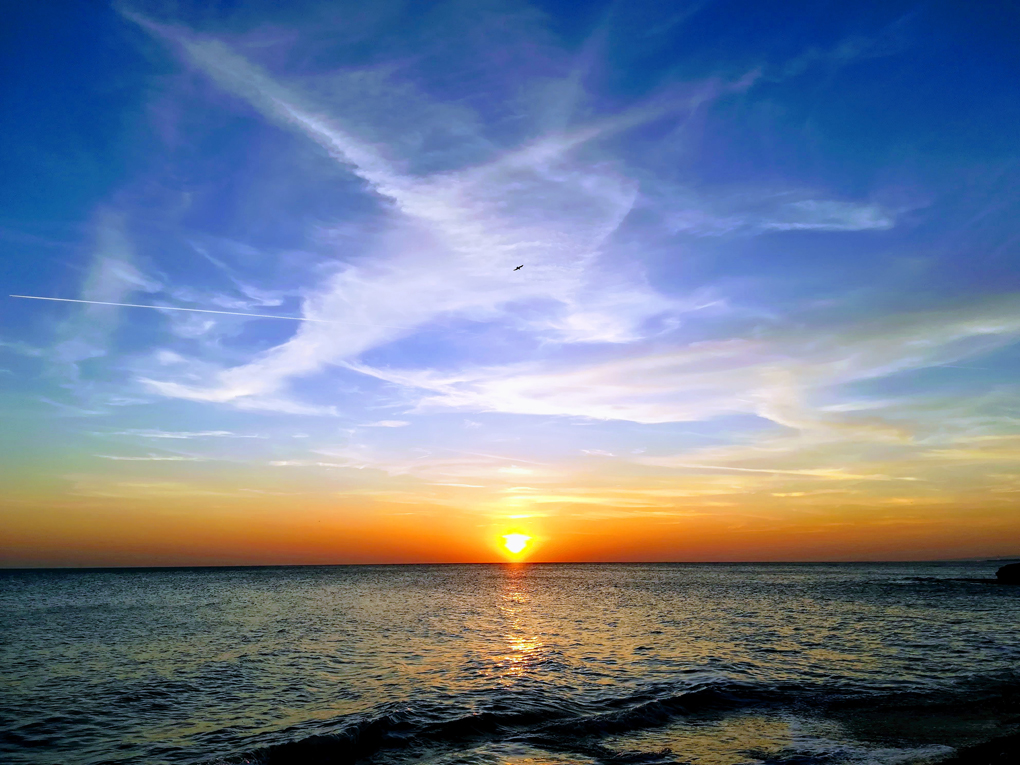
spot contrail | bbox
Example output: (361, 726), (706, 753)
(9, 294), (331, 323)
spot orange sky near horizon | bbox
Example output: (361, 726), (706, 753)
(3, 424), (1020, 568)
(3, 478), (1018, 567)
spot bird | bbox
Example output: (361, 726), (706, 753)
(513, 264), (524, 271)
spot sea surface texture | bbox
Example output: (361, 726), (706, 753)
(1, 563), (1018, 765)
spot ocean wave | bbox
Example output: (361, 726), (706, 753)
(218, 675), (1020, 765)
(227, 680), (792, 765)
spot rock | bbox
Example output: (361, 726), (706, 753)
(937, 731), (1020, 764)
(995, 562), (1020, 584)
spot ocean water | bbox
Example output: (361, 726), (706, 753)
(1, 562), (1018, 765)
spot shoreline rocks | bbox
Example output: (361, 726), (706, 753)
(996, 563), (1020, 584)
(937, 731), (1020, 764)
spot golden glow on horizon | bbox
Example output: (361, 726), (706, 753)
(4, 457), (1020, 566)
(502, 533), (531, 555)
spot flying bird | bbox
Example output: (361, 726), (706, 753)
(513, 264), (524, 271)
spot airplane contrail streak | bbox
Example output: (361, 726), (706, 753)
(9, 294), (333, 323)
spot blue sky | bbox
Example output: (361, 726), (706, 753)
(2, 0), (1019, 563)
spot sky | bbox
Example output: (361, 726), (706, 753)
(1, 0), (1018, 566)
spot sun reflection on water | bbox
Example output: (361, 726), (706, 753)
(494, 566), (544, 681)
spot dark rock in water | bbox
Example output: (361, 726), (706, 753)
(936, 730), (1020, 764)
(996, 563), (1020, 584)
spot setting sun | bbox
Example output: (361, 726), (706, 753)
(502, 534), (531, 555)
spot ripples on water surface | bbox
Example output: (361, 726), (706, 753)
(1, 563), (1018, 765)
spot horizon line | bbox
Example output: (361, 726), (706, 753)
(2, 557), (1017, 572)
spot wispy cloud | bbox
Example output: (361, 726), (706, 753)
(633, 460), (918, 482)
(120, 15), (793, 411)
(96, 454), (204, 461)
(0, 339), (44, 357)
(64, 476), (234, 498)
(106, 429), (260, 439)
(658, 192), (896, 236)
(51, 210), (160, 380)
(105, 11), (923, 432)
(355, 296), (1020, 427)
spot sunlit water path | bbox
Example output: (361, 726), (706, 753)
(2, 563), (1018, 765)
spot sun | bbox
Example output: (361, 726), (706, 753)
(502, 534), (531, 555)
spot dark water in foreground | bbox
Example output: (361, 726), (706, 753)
(1, 563), (1019, 765)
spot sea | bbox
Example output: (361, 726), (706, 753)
(1, 562), (1018, 765)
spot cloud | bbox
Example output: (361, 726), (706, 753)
(229, 396), (340, 417)
(920, 434), (1020, 462)
(96, 454), (204, 461)
(124, 16), (763, 411)
(36, 397), (109, 417)
(356, 296), (1020, 428)
(0, 340), (44, 357)
(106, 429), (257, 439)
(50, 210), (161, 379)
(110, 12), (919, 429)
(761, 200), (894, 232)
(269, 460), (352, 468)
(260, 442), (560, 487)
(64, 476), (233, 498)
(363, 420), (410, 428)
(656, 188), (896, 236)
(633, 460), (918, 482)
